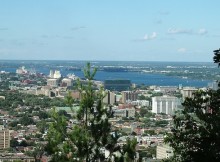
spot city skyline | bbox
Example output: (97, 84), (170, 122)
(0, 0), (220, 62)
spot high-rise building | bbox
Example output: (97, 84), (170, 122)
(0, 126), (10, 149)
(103, 90), (116, 105)
(49, 70), (61, 79)
(121, 91), (139, 103)
(54, 70), (61, 79)
(49, 70), (55, 78)
(152, 96), (180, 115)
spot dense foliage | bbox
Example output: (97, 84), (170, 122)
(0, 91), (67, 110)
(165, 48), (220, 162)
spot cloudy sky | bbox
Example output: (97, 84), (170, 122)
(0, 0), (220, 61)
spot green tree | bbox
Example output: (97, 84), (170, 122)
(25, 143), (44, 162)
(46, 63), (127, 162)
(19, 114), (35, 126)
(165, 48), (220, 162)
(139, 108), (148, 117)
(122, 138), (138, 162)
(36, 120), (48, 133)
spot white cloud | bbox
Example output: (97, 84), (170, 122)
(167, 28), (192, 34)
(168, 28), (208, 36)
(177, 48), (187, 53)
(143, 32), (157, 40)
(133, 32), (157, 42)
(198, 28), (208, 35)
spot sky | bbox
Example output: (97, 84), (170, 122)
(0, 0), (220, 62)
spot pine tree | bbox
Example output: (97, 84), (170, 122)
(45, 63), (124, 162)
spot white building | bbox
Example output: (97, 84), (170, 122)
(152, 96), (180, 115)
(49, 70), (61, 79)
(16, 66), (28, 74)
(49, 70), (54, 78)
(54, 70), (61, 79)
(62, 78), (73, 87)
(47, 78), (58, 87)
(181, 87), (197, 99)
(156, 144), (173, 159)
(157, 86), (178, 93)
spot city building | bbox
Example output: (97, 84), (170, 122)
(103, 90), (116, 105)
(49, 70), (54, 78)
(70, 90), (81, 100)
(113, 107), (135, 118)
(152, 96), (180, 115)
(16, 66), (28, 74)
(104, 79), (131, 91)
(121, 91), (140, 103)
(0, 154), (35, 162)
(156, 144), (173, 159)
(49, 70), (61, 79)
(156, 86), (178, 95)
(47, 78), (58, 87)
(0, 126), (10, 149)
(181, 87), (197, 99)
(54, 70), (61, 79)
(62, 78), (73, 87)
(208, 81), (219, 90)
(131, 100), (150, 107)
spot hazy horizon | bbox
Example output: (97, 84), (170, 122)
(0, 1), (220, 62)
(0, 59), (215, 64)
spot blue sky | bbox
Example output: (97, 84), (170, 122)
(0, 0), (220, 61)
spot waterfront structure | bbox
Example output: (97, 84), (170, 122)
(0, 127), (10, 149)
(152, 96), (180, 115)
(121, 91), (139, 103)
(156, 144), (173, 159)
(49, 70), (61, 79)
(104, 79), (131, 91)
(67, 73), (79, 80)
(49, 70), (54, 78)
(54, 70), (61, 79)
(16, 66), (28, 74)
